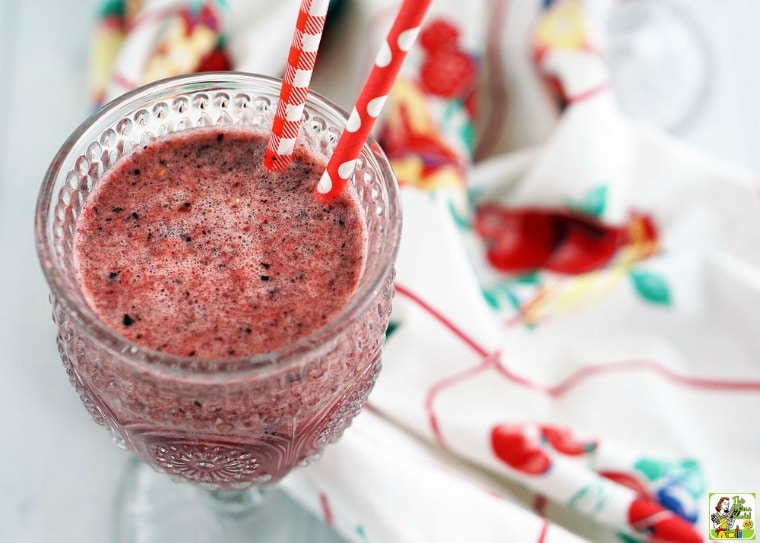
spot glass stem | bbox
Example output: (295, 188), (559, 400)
(204, 487), (267, 519)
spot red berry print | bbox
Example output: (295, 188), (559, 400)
(628, 498), (702, 543)
(543, 210), (627, 274)
(420, 47), (477, 99)
(197, 47), (231, 72)
(419, 19), (460, 53)
(540, 425), (597, 456)
(473, 204), (650, 275)
(491, 424), (552, 475)
(474, 205), (556, 273)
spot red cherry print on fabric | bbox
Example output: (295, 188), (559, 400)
(416, 18), (477, 100)
(420, 48), (478, 99)
(418, 19), (460, 52)
(473, 204), (651, 275)
(196, 48), (231, 72)
(540, 425), (597, 456)
(628, 498), (703, 543)
(474, 205), (557, 273)
(544, 210), (628, 274)
(491, 424), (552, 475)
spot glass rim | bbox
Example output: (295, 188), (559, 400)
(35, 71), (402, 381)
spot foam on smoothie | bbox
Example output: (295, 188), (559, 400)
(74, 127), (366, 360)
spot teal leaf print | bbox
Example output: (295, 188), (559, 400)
(497, 283), (522, 312)
(466, 187), (484, 208)
(567, 481), (607, 514)
(385, 321), (400, 340)
(629, 269), (672, 306)
(461, 118), (476, 154)
(514, 271), (540, 285)
(99, 0), (126, 16)
(482, 283), (522, 311)
(572, 185), (608, 218)
(482, 287), (501, 310)
(673, 459), (706, 498)
(633, 458), (665, 482)
(447, 200), (471, 230)
(634, 458), (705, 498)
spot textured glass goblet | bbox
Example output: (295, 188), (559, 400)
(35, 72), (401, 542)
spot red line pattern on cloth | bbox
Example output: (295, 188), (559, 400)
(536, 520), (549, 543)
(566, 81), (611, 104)
(532, 494), (550, 542)
(532, 493), (550, 542)
(127, 3), (184, 32)
(548, 358), (760, 395)
(319, 492), (335, 526)
(395, 283), (489, 357)
(395, 281), (760, 442)
(424, 360), (493, 447)
(112, 72), (137, 92)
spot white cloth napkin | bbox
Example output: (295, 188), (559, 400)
(91, 1), (760, 541)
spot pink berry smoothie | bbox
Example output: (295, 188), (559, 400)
(67, 127), (390, 488)
(74, 128), (365, 360)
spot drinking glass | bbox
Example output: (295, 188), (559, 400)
(35, 72), (402, 542)
(603, 0), (711, 132)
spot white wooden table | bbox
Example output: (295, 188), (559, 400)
(1, 1), (758, 541)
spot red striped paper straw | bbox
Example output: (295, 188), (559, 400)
(264, 0), (330, 171)
(315, 0), (432, 198)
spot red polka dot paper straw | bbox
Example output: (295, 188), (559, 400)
(315, 0), (432, 198)
(264, 0), (330, 171)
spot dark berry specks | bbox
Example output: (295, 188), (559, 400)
(74, 127), (366, 360)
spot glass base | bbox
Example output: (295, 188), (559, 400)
(115, 457), (347, 543)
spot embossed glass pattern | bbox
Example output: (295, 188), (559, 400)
(36, 73), (401, 491)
